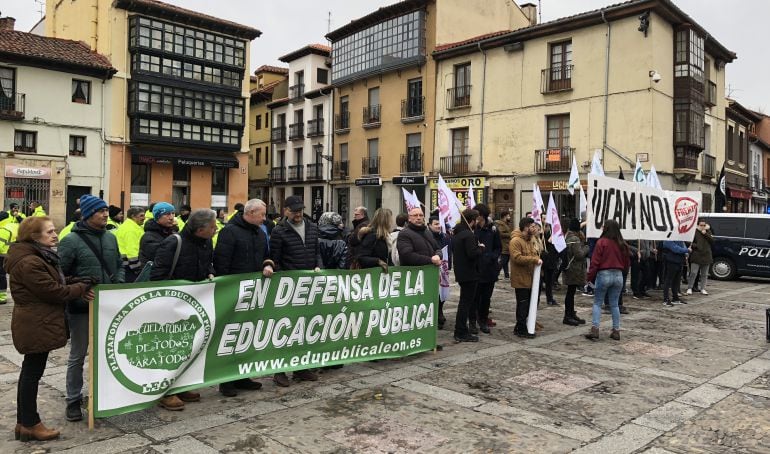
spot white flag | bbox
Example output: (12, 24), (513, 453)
(402, 187), (419, 211)
(532, 183), (544, 225)
(633, 159), (646, 183)
(437, 174), (462, 229)
(579, 184), (587, 218)
(467, 182), (476, 209)
(568, 156), (580, 195)
(590, 150), (605, 176)
(646, 165), (663, 190)
(439, 246), (450, 302)
(546, 192), (567, 252)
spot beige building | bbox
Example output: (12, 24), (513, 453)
(46, 0), (260, 213)
(248, 65), (288, 206)
(326, 0), (532, 222)
(432, 0), (734, 219)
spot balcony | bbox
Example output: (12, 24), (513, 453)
(541, 65), (573, 93)
(271, 126), (286, 143)
(334, 111), (350, 133)
(674, 148), (699, 172)
(288, 122), (304, 140)
(269, 167), (285, 182)
(401, 96), (424, 122)
(401, 152), (423, 174)
(363, 105), (381, 128)
(289, 83), (305, 102)
(446, 86), (471, 109)
(288, 164), (304, 182)
(307, 118), (324, 137)
(439, 154), (470, 175)
(0, 92), (25, 120)
(535, 147), (574, 173)
(705, 80), (717, 107)
(701, 153), (716, 179)
(362, 156), (380, 176)
(333, 160), (349, 180)
(306, 162), (324, 181)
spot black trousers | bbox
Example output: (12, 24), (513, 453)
(663, 262), (682, 302)
(17, 351), (49, 427)
(454, 281), (478, 338)
(543, 268), (556, 303)
(474, 282), (495, 324)
(564, 284), (578, 317)
(500, 254), (510, 278)
(642, 258), (656, 290)
(630, 256), (642, 295)
(514, 288), (532, 331)
(0, 256), (6, 290)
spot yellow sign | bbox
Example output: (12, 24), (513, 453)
(428, 177), (486, 190)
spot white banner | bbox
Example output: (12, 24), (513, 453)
(587, 174), (701, 241)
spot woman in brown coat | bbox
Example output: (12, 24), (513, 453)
(4, 217), (91, 442)
(509, 217), (543, 338)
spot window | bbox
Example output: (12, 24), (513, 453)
(674, 99), (705, 148)
(339, 143), (348, 162)
(266, 112), (270, 128)
(367, 138), (379, 174)
(295, 147), (303, 165)
(674, 28), (704, 84)
(406, 133), (421, 172)
(131, 163), (150, 194)
(317, 68), (329, 84)
(739, 131), (745, 164)
(454, 63), (470, 96)
(129, 81), (244, 125)
(0, 67), (15, 108)
(451, 128), (468, 156)
(549, 41), (572, 90)
(212, 168), (228, 195)
(255, 114), (262, 130)
(547, 115), (570, 149)
(72, 79), (91, 104)
(255, 147), (261, 164)
(314, 104), (323, 120)
(265, 145), (269, 165)
(69, 135), (86, 156)
(14, 130), (36, 153)
(727, 125), (734, 160)
(405, 78), (423, 117)
(295, 71), (304, 87)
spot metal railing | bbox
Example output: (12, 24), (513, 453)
(333, 160), (349, 180)
(270, 126), (286, 143)
(288, 122), (304, 140)
(702, 153), (716, 178)
(306, 162), (324, 180)
(269, 167), (285, 182)
(439, 154), (470, 175)
(363, 105), (381, 126)
(446, 85), (471, 109)
(307, 118), (324, 137)
(401, 96), (424, 120)
(362, 156), (380, 175)
(401, 152), (423, 173)
(288, 164), (304, 181)
(289, 83), (305, 101)
(335, 111), (350, 132)
(534, 147), (574, 173)
(541, 65), (573, 93)
(0, 92), (25, 120)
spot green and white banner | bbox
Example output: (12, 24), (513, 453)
(92, 266), (438, 418)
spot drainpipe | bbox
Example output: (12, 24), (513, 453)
(601, 10), (610, 163)
(477, 42), (487, 171)
(319, 85), (333, 209)
(100, 79), (106, 201)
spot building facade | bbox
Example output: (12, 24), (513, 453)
(0, 17), (115, 228)
(723, 100), (761, 213)
(751, 113), (770, 214)
(326, 0), (532, 222)
(432, 0), (734, 219)
(46, 0), (260, 212)
(268, 45), (333, 221)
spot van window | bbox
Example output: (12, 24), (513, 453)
(745, 219), (770, 240)
(704, 217), (744, 238)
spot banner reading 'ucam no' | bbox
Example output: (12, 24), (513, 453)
(93, 266), (438, 418)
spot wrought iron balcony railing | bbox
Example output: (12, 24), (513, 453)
(439, 154), (470, 175)
(541, 65), (573, 93)
(534, 147), (574, 173)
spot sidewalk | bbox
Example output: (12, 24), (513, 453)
(0, 277), (768, 453)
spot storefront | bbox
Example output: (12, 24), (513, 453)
(726, 186), (752, 213)
(355, 177), (382, 214)
(1, 160), (66, 227)
(393, 175), (426, 213)
(517, 178), (586, 221)
(428, 176), (487, 214)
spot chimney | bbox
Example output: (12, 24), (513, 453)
(519, 3), (537, 27)
(0, 17), (16, 31)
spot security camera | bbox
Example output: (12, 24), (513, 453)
(649, 70), (661, 83)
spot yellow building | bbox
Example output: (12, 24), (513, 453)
(325, 0), (532, 221)
(432, 0), (735, 219)
(248, 65), (288, 207)
(46, 0), (260, 212)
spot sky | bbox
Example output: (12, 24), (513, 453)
(4, 0), (768, 112)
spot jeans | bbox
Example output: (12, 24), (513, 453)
(66, 312), (89, 404)
(592, 269), (623, 329)
(663, 262), (682, 302)
(474, 282), (495, 324)
(687, 263), (709, 291)
(564, 284), (578, 317)
(17, 352), (49, 427)
(454, 281), (478, 338)
(514, 288), (532, 332)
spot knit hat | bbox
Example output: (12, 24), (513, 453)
(569, 218), (581, 232)
(79, 194), (108, 220)
(108, 205), (122, 219)
(318, 212), (342, 227)
(152, 202), (175, 219)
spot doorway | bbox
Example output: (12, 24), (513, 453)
(172, 165), (190, 209)
(66, 185), (91, 223)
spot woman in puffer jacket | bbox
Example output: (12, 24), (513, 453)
(318, 212), (348, 269)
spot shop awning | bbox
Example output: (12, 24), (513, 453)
(130, 148), (239, 168)
(728, 187), (753, 200)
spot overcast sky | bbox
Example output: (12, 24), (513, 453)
(4, 0), (768, 112)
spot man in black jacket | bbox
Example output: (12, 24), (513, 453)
(264, 196), (322, 386)
(346, 206), (369, 267)
(213, 199), (272, 397)
(139, 202), (176, 267)
(472, 204), (501, 334)
(452, 209), (482, 342)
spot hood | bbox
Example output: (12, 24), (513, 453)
(319, 223), (342, 239)
(512, 229), (525, 240)
(4, 241), (40, 273)
(352, 217), (369, 228)
(72, 220), (107, 235)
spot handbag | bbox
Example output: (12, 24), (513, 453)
(134, 234), (182, 282)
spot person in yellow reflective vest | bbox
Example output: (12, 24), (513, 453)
(107, 205), (123, 231)
(58, 209), (81, 240)
(1, 203), (26, 227)
(115, 207), (146, 282)
(29, 202), (47, 217)
(143, 202), (155, 226)
(0, 222), (19, 303)
(226, 203), (243, 223)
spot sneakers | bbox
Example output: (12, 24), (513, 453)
(478, 322), (490, 334)
(685, 289), (693, 295)
(547, 300), (559, 306)
(671, 299), (683, 305)
(619, 306), (629, 314)
(676, 299), (687, 305)
(663, 300), (674, 307)
(453, 334), (479, 343)
(701, 289), (709, 295)
(273, 372), (290, 387)
(469, 321), (479, 335)
(65, 400), (83, 421)
(158, 395), (185, 411)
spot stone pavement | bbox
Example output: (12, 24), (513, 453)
(0, 276), (768, 453)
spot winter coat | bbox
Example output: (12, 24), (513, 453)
(355, 228), (392, 268)
(495, 219), (512, 253)
(319, 223), (348, 269)
(151, 227), (214, 282)
(139, 219), (174, 266)
(452, 223), (482, 283)
(509, 230), (540, 289)
(541, 230), (559, 270)
(661, 241), (688, 266)
(214, 213), (269, 275)
(563, 231), (589, 286)
(587, 238), (631, 283)
(346, 216), (369, 265)
(269, 218), (322, 271)
(475, 221), (502, 283)
(5, 242), (88, 354)
(59, 222), (125, 313)
(397, 223), (441, 266)
(689, 229), (714, 265)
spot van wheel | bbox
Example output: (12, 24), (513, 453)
(711, 257), (735, 280)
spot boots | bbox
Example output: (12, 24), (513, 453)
(469, 320), (479, 335)
(18, 422), (60, 442)
(610, 329), (621, 341)
(438, 301), (446, 330)
(562, 315), (580, 326)
(585, 326), (600, 341)
(571, 311), (586, 325)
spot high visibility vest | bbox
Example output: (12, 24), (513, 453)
(0, 223), (19, 256)
(32, 206), (46, 217)
(115, 220), (144, 271)
(59, 221), (76, 239)
(176, 218), (185, 232)
(107, 218), (121, 231)
(143, 210), (153, 226)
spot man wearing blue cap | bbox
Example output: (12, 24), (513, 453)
(139, 202), (176, 267)
(59, 194), (124, 422)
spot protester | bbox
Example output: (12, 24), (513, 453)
(5, 217), (93, 442)
(687, 219), (713, 295)
(106, 205), (123, 230)
(495, 211), (512, 279)
(354, 208), (393, 271)
(265, 196), (322, 387)
(29, 202), (47, 217)
(139, 202), (176, 267)
(509, 217), (543, 338)
(541, 223), (560, 306)
(585, 220), (629, 341)
(451, 209), (482, 342)
(214, 199), (271, 397)
(661, 239), (689, 306)
(58, 195), (124, 421)
(318, 212), (348, 269)
(389, 213), (408, 266)
(472, 204), (501, 334)
(3, 203), (26, 224)
(632, 239), (654, 298)
(427, 215), (450, 329)
(562, 218), (588, 326)
(115, 207), (145, 282)
(178, 204), (192, 223)
(346, 206), (369, 266)
(0, 220), (19, 304)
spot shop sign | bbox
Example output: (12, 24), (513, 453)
(130, 193), (149, 206)
(537, 180), (587, 192)
(5, 165), (52, 179)
(428, 176), (487, 211)
(428, 176), (485, 190)
(355, 177), (382, 186)
(392, 176), (426, 185)
(211, 195), (227, 208)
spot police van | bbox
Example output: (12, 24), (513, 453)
(697, 213), (770, 280)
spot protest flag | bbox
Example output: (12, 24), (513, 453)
(568, 156), (580, 196)
(590, 150), (605, 176)
(402, 187), (420, 211)
(715, 164), (726, 213)
(618, 166), (625, 180)
(532, 183), (544, 225)
(467, 182), (476, 208)
(579, 184), (587, 217)
(546, 192), (567, 252)
(437, 174), (462, 229)
(646, 165), (663, 190)
(633, 159), (646, 183)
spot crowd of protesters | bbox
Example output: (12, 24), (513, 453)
(1, 193), (714, 442)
